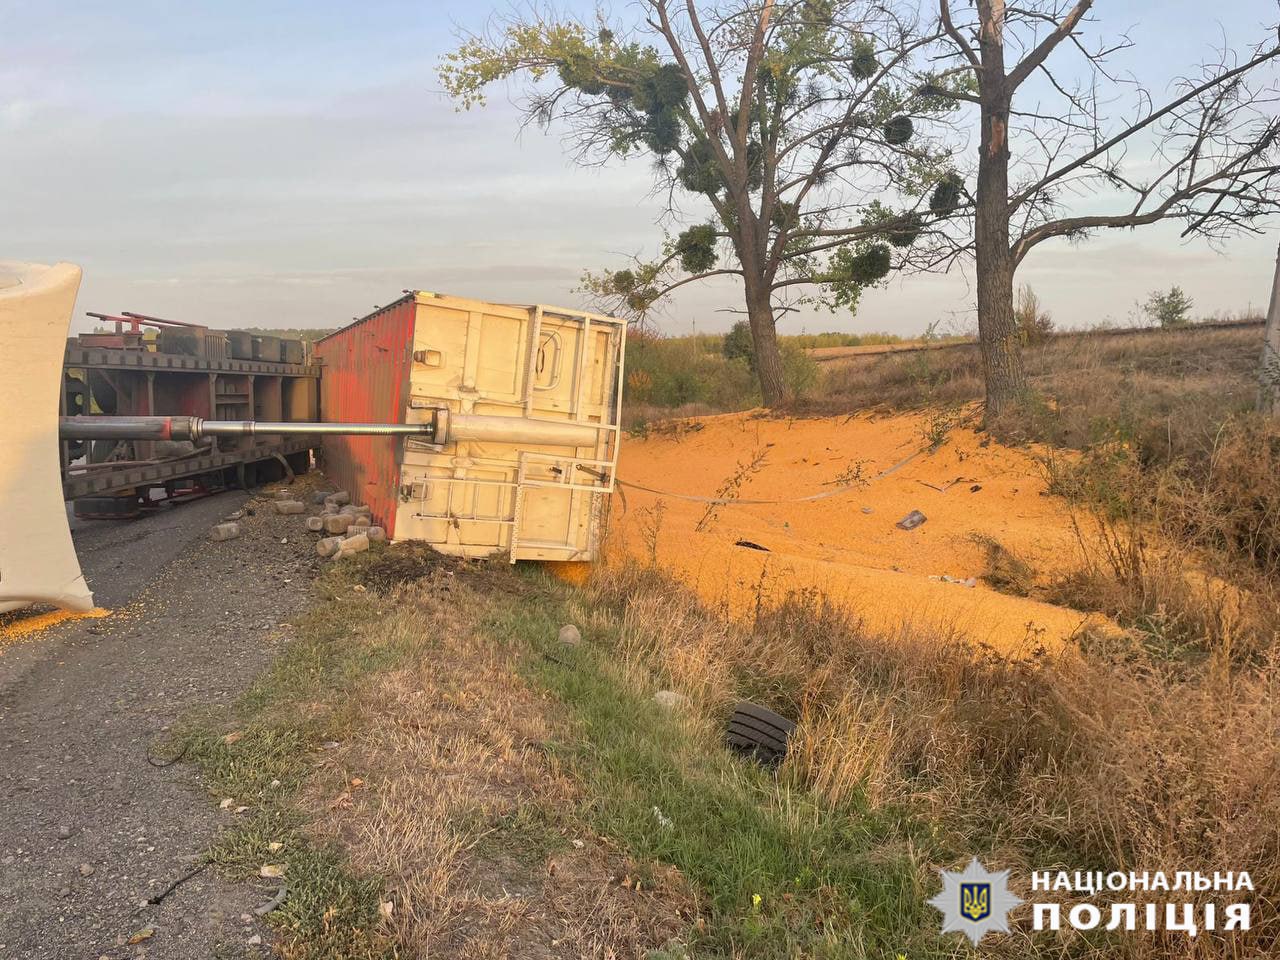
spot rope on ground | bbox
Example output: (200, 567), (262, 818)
(615, 441), (928, 507)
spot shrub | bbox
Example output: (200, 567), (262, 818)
(1145, 286), (1194, 328)
(1013, 284), (1054, 345)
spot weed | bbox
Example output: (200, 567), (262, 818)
(695, 446), (770, 532)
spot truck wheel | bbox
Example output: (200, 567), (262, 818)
(725, 701), (796, 766)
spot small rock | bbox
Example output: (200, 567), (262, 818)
(305, 516), (324, 533)
(326, 490), (351, 506)
(323, 514), (354, 535)
(259, 864), (285, 879)
(652, 690), (687, 710)
(79, 863), (94, 877)
(895, 510), (927, 531)
(365, 525), (387, 542)
(571, 839), (585, 849)
(558, 624), (582, 646)
(247, 934), (262, 946)
(315, 536), (344, 558)
(59, 887), (71, 898)
(209, 522), (241, 542)
(860, 506), (873, 515)
(56, 825), (72, 840)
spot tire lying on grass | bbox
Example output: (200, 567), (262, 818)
(725, 701), (796, 767)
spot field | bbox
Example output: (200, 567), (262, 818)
(158, 319), (1280, 959)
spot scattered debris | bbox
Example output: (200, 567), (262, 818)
(332, 532), (369, 560)
(725, 701), (796, 767)
(895, 510), (927, 531)
(323, 514), (354, 535)
(258, 863), (286, 879)
(652, 690), (687, 710)
(315, 536), (344, 558)
(219, 798), (235, 810)
(209, 522), (241, 542)
(254, 883), (288, 917)
(126, 927), (155, 945)
(651, 806), (673, 829)
(929, 575), (978, 588)
(274, 500), (305, 515)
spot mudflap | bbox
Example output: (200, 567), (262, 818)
(0, 262), (94, 613)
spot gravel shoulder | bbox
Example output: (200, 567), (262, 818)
(0, 487), (324, 959)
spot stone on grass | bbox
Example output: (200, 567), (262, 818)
(558, 624), (582, 646)
(333, 533), (369, 559)
(209, 522), (241, 542)
(652, 690), (687, 710)
(315, 536), (344, 558)
(323, 514), (354, 535)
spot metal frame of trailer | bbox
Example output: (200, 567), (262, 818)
(60, 340), (321, 506)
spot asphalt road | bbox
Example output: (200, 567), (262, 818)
(0, 490), (322, 959)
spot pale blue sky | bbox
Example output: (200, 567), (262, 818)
(3, 0), (1277, 336)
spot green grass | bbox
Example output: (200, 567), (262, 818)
(485, 575), (956, 960)
(170, 557), (411, 960)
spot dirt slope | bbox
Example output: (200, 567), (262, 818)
(609, 410), (1103, 653)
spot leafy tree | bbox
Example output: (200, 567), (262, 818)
(441, 0), (967, 407)
(722, 320), (755, 368)
(932, 0), (1280, 415)
(1145, 286), (1195, 328)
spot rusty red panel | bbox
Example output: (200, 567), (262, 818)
(314, 296), (415, 536)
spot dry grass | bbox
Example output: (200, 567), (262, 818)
(817, 323), (1263, 455)
(581, 550), (1280, 958)
(301, 569), (694, 959)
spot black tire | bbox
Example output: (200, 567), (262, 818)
(725, 701), (796, 766)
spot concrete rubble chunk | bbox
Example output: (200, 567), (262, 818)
(323, 514), (355, 535)
(352, 515), (371, 529)
(305, 516), (325, 532)
(315, 536), (344, 558)
(326, 491), (350, 506)
(339, 505), (357, 516)
(365, 526), (387, 542)
(558, 624), (582, 646)
(274, 500), (305, 515)
(333, 533), (369, 559)
(312, 491), (334, 504)
(210, 522), (241, 542)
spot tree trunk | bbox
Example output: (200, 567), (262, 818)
(745, 279), (786, 407)
(975, 0), (1027, 418)
(1257, 241), (1280, 415)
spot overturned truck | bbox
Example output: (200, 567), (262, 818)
(1, 262), (625, 614)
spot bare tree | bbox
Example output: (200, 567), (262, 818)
(442, 0), (969, 406)
(930, 0), (1280, 415)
